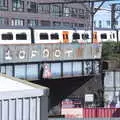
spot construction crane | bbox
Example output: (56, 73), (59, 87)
(111, 3), (120, 29)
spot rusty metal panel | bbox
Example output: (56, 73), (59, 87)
(73, 44), (84, 60)
(83, 44), (92, 59)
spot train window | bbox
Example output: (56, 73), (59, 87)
(63, 34), (68, 39)
(16, 33), (27, 40)
(93, 33), (97, 39)
(2, 33), (13, 40)
(101, 33), (107, 39)
(51, 33), (59, 40)
(113, 33), (115, 39)
(82, 34), (89, 40)
(63, 34), (65, 39)
(40, 33), (48, 40)
(73, 33), (80, 39)
(110, 34), (112, 39)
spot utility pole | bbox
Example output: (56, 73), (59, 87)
(111, 3), (120, 29)
(111, 4), (116, 29)
(90, 1), (105, 43)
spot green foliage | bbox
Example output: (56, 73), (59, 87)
(102, 42), (120, 62)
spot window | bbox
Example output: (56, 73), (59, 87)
(110, 34), (112, 39)
(79, 24), (84, 28)
(94, 21), (96, 27)
(73, 33), (80, 39)
(101, 33), (107, 39)
(12, 0), (24, 12)
(16, 33), (27, 40)
(40, 33), (48, 40)
(40, 20), (51, 26)
(11, 18), (24, 26)
(63, 34), (68, 39)
(53, 21), (61, 26)
(27, 2), (38, 13)
(106, 20), (110, 27)
(0, 0), (8, 11)
(63, 7), (70, 17)
(51, 33), (59, 40)
(2, 33), (13, 40)
(63, 22), (70, 27)
(99, 20), (102, 28)
(113, 33), (115, 39)
(79, 9), (84, 18)
(51, 5), (61, 17)
(0, 17), (8, 25)
(38, 4), (50, 14)
(71, 8), (78, 17)
(27, 19), (38, 26)
(82, 33), (89, 40)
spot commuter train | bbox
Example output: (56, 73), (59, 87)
(0, 26), (120, 45)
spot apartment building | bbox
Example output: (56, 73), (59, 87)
(0, 0), (90, 28)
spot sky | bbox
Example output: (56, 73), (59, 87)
(95, 0), (120, 9)
(94, 0), (120, 28)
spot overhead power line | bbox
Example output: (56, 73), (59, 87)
(39, 0), (115, 4)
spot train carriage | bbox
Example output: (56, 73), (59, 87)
(93, 29), (117, 43)
(0, 26), (31, 45)
(0, 26), (119, 45)
(33, 27), (74, 44)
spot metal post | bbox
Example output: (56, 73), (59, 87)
(113, 70), (116, 98)
(91, 2), (94, 43)
(111, 4), (116, 29)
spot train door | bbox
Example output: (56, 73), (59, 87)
(63, 31), (69, 43)
(93, 32), (98, 43)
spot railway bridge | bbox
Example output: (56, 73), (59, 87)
(0, 43), (102, 115)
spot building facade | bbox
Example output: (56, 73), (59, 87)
(94, 9), (120, 29)
(0, 0), (90, 28)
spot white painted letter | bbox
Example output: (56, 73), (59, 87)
(19, 50), (26, 59)
(5, 50), (12, 60)
(43, 49), (49, 58)
(31, 50), (38, 58)
(55, 49), (61, 58)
